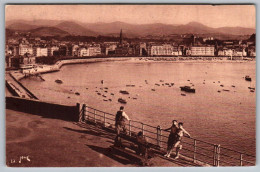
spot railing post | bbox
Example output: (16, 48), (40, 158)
(240, 153), (243, 166)
(213, 145), (216, 166)
(94, 109), (96, 124)
(193, 139), (197, 163)
(217, 144), (221, 167)
(76, 103), (81, 122)
(157, 125), (161, 148)
(103, 112), (106, 127)
(129, 120), (131, 136)
(141, 123), (144, 135)
(82, 104), (86, 122)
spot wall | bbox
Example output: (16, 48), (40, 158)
(6, 96), (80, 122)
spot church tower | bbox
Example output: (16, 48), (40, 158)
(119, 29), (123, 45)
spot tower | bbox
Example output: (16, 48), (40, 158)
(119, 29), (123, 45)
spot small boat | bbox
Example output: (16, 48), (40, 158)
(55, 79), (63, 84)
(151, 89), (155, 91)
(119, 90), (129, 94)
(223, 89), (230, 92)
(118, 98), (127, 104)
(155, 83), (160, 86)
(248, 87), (255, 90)
(108, 99), (112, 101)
(220, 85), (224, 87)
(104, 91), (108, 93)
(102, 95), (107, 97)
(250, 90), (254, 92)
(180, 86), (195, 93)
(75, 92), (80, 95)
(245, 76), (252, 81)
(97, 93), (101, 95)
(181, 93), (186, 96)
(126, 85), (135, 87)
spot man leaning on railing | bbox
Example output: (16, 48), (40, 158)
(114, 106), (130, 146)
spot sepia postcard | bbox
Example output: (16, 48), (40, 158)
(5, 4), (256, 167)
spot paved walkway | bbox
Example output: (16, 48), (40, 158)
(6, 109), (198, 167)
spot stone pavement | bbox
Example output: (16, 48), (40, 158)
(6, 109), (198, 167)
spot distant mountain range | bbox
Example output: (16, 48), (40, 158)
(6, 20), (255, 38)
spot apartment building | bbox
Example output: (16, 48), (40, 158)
(190, 46), (214, 56)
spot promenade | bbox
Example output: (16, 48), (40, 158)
(6, 109), (197, 167)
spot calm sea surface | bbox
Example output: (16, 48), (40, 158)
(21, 60), (256, 155)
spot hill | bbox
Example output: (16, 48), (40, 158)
(29, 27), (70, 37)
(55, 21), (98, 36)
(6, 20), (256, 38)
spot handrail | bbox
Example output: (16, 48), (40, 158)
(82, 105), (255, 166)
(220, 146), (256, 158)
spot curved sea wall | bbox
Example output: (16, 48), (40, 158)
(17, 57), (130, 79)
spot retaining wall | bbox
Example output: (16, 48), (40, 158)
(6, 96), (80, 122)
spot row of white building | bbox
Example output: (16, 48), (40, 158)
(72, 45), (102, 57)
(149, 44), (251, 57)
(10, 44), (59, 57)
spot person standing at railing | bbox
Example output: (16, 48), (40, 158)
(173, 122), (191, 159)
(114, 106), (130, 146)
(164, 120), (179, 157)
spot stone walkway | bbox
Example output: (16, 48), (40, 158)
(6, 109), (197, 167)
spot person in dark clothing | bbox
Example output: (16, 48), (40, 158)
(173, 122), (191, 159)
(114, 106), (130, 146)
(164, 120), (179, 157)
(136, 131), (148, 159)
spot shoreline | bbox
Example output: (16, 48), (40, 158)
(10, 56), (256, 81)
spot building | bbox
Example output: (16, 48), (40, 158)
(19, 44), (33, 56)
(47, 46), (59, 56)
(77, 48), (89, 57)
(72, 45), (79, 56)
(139, 43), (147, 56)
(20, 56), (36, 66)
(190, 46), (214, 56)
(149, 44), (182, 56)
(223, 48), (233, 56)
(33, 47), (48, 57)
(88, 46), (101, 56)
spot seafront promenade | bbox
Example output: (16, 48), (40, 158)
(6, 109), (195, 167)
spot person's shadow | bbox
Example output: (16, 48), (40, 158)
(86, 144), (138, 165)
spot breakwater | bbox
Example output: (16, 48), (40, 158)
(21, 57), (130, 79)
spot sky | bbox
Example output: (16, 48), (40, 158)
(5, 5), (256, 28)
